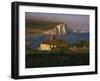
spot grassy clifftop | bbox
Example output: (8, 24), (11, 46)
(26, 20), (61, 30)
(26, 19), (73, 35)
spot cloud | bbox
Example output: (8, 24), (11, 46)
(26, 12), (89, 32)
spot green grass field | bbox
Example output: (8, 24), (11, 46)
(25, 50), (89, 68)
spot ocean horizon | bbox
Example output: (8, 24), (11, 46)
(26, 32), (89, 49)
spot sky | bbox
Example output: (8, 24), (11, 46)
(26, 12), (89, 32)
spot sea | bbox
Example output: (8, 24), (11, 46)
(65, 32), (89, 44)
(29, 32), (89, 49)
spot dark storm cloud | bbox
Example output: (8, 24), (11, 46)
(26, 12), (89, 32)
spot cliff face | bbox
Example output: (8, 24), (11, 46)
(42, 23), (67, 41)
(42, 23), (66, 35)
